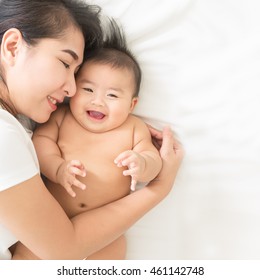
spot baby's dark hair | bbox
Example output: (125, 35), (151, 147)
(84, 19), (142, 97)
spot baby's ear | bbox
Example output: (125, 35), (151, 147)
(1, 28), (23, 66)
(129, 97), (138, 112)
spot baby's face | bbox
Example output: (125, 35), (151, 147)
(70, 62), (138, 133)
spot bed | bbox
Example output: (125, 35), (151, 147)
(89, 0), (260, 259)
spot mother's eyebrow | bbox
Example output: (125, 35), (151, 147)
(62, 49), (79, 60)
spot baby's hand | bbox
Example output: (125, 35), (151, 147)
(114, 150), (145, 191)
(56, 160), (87, 197)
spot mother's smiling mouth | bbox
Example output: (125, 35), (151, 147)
(47, 95), (63, 105)
(47, 95), (63, 111)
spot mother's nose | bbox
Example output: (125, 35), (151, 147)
(63, 76), (77, 97)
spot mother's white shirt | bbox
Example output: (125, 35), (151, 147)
(0, 109), (39, 260)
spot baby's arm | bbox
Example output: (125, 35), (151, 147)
(33, 106), (86, 197)
(114, 117), (162, 191)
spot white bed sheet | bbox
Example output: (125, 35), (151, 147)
(89, 0), (260, 259)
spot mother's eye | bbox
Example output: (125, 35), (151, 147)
(60, 60), (70, 69)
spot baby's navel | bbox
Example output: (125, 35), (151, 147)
(78, 203), (87, 209)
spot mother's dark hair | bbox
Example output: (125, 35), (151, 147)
(0, 0), (103, 55)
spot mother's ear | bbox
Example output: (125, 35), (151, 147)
(1, 28), (24, 66)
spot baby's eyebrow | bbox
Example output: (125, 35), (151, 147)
(109, 87), (123, 93)
(62, 49), (79, 60)
(79, 78), (94, 84)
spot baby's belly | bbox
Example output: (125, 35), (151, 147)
(46, 166), (131, 218)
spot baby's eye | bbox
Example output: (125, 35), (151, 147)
(107, 93), (118, 98)
(83, 88), (93, 93)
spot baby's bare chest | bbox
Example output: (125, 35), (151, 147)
(49, 122), (135, 217)
(58, 124), (134, 164)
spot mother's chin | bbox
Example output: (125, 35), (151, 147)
(29, 109), (52, 124)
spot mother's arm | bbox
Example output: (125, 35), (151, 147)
(0, 127), (183, 260)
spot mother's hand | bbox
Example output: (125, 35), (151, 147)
(148, 126), (184, 196)
(147, 124), (163, 150)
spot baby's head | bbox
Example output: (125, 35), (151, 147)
(81, 18), (141, 97)
(69, 20), (142, 133)
(81, 45), (141, 98)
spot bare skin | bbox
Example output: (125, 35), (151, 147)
(13, 106), (162, 259)
(41, 107), (161, 216)
(11, 126), (183, 260)
(0, 23), (183, 261)
(12, 61), (163, 260)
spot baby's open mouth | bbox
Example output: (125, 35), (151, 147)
(87, 110), (105, 120)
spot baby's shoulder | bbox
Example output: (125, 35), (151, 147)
(50, 104), (70, 126)
(126, 115), (150, 138)
(127, 114), (146, 127)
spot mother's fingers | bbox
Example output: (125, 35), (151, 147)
(147, 125), (163, 150)
(148, 124), (184, 160)
(159, 126), (174, 157)
(147, 125), (163, 139)
(160, 126), (184, 160)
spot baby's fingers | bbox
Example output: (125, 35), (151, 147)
(123, 165), (137, 176)
(64, 182), (77, 198)
(130, 177), (137, 192)
(68, 165), (87, 178)
(72, 178), (86, 191)
(114, 150), (133, 167)
(65, 178), (86, 197)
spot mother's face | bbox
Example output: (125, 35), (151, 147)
(2, 26), (84, 123)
